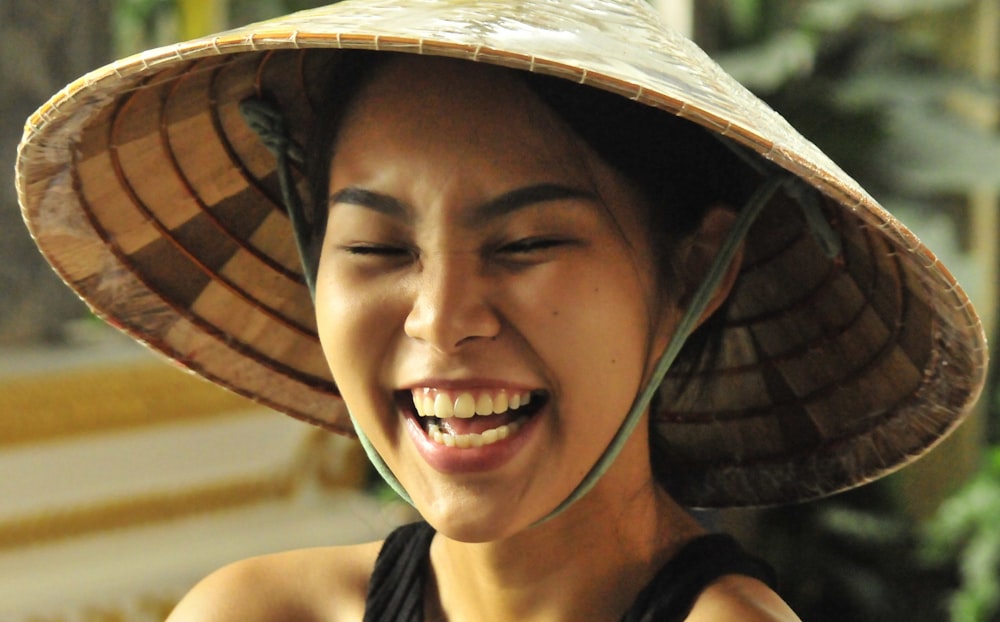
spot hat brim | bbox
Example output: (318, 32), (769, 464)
(15, 0), (987, 507)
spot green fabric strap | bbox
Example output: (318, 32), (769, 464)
(241, 100), (835, 519)
(352, 174), (794, 518)
(354, 415), (415, 505)
(239, 98), (318, 297)
(533, 173), (787, 524)
(240, 97), (412, 502)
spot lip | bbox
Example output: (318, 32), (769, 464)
(400, 390), (545, 474)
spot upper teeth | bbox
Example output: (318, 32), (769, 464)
(412, 389), (532, 418)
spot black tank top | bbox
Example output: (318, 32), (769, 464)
(363, 522), (777, 621)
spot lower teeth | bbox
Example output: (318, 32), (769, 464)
(427, 419), (524, 448)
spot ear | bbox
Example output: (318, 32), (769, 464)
(676, 203), (743, 327)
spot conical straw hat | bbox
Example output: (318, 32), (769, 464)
(15, 0), (988, 507)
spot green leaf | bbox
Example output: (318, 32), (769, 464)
(715, 30), (817, 92)
(802, 0), (974, 28)
(879, 106), (1000, 192)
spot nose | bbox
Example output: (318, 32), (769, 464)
(403, 252), (501, 351)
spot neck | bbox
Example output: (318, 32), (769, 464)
(426, 471), (704, 622)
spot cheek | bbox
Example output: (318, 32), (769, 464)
(513, 261), (656, 404)
(314, 270), (402, 400)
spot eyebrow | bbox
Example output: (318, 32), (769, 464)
(328, 187), (409, 219)
(465, 183), (597, 226)
(328, 183), (597, 226)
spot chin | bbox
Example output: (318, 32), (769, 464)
(430, 516), (522, 544)
(419, 490), (542, 544)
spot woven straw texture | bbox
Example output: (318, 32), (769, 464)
(16, 0), (987, 507)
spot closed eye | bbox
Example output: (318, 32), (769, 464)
(497, 237), (574, 254)
(339, 244), (414, 259)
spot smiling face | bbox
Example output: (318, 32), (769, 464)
(314, 56), (678, 541)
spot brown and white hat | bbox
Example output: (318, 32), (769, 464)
(15, 0), (988, 507)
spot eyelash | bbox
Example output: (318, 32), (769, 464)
(496, 237), (569, 254)
(338, 237), (573, 264)
(341, 244), (413, 258)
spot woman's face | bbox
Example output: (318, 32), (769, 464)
(315, 57), (677, 541)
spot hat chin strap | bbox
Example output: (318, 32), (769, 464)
(240, 98), (415, 503)
(350, 173), (794, 521)
(532, 173), (785, 524)
(536, 169), (840, 522)
(241, 98), (838, 522)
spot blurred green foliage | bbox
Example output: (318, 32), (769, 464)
(114, 0), (175, 53)
(704, 0), (1000, 197)
(702, 2), (1000, 621)
(227, 0), (338, 24)
(924, 447), (1000, 622)
(750, 485), (955, 621)
(113, 0), (332, 53)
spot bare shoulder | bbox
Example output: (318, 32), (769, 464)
(686, 575), (802, 622)
(165, 540), (383, 622)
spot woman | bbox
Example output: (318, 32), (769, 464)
(15, 1), (986, 620)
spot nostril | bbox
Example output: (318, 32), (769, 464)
(403, 293), (502, 350)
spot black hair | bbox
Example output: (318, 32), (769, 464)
(304, 51), (390, 263)
(519, 72), (759, 382)
(521, 72), (758, 283)
(305, 52), (758, 273)
(302, 52), (761, 489)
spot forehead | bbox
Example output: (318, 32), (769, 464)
(338, 55), (557, 134)
(325, 56), (656, 248)
(329, 56), (592, 185)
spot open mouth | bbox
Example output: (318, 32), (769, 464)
(397, 388), (548, 449)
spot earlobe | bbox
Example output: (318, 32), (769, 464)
(679, 203), (744, 327)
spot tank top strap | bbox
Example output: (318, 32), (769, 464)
(363, 521), (436, 622)
(364, 525), (776, 622)
(622, 533), (778, 622)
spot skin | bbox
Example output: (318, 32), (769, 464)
(167, 57), (800, 621)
